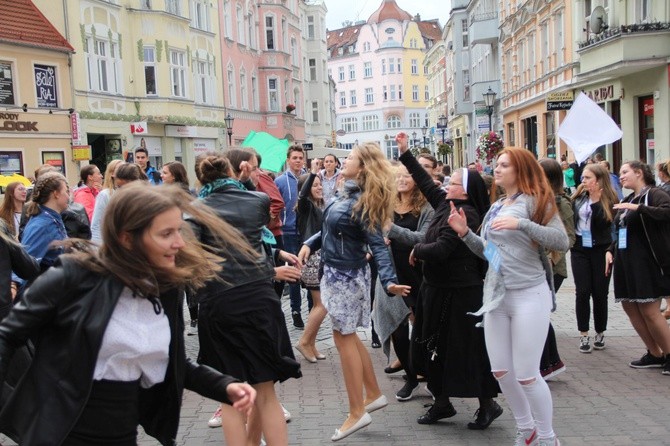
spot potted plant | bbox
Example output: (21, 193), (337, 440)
(285, 104), (296, 113)
(475, 131), (504, 164)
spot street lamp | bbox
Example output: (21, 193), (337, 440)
(437, 115), (448, 143)
(421, 125), (428, 148)
(224, 113), (235, 145)
(411, 131), (418, 148)
(483, 86), (497, 132)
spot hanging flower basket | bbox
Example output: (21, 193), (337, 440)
(475, 131), (504, 164)
(285, 104), (296, 113)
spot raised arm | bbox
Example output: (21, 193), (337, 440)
(396, 133), (444, 209)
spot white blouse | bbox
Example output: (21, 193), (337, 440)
(93, 287), (170, 388)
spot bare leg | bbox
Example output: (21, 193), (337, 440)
(252, 381), (288, 446)
(246, 407), (262, 446)
(639, 301), (670, 354)
(220, 403), (249, 446)
(298, 291), (327, 357)
(353, 334), (382, 403)
(622, 301), (663, 356)
(333, 330), (367, 431)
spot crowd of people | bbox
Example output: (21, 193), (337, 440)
(1, 140), (670, 445)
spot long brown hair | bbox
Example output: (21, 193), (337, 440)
(67, 183), (255, 297)
(571, 163), (619, 222)
(352, 143), (396, 231)
(0, 182), (24, 236)
(498, 147), (557, 225)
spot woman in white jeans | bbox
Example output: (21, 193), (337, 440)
(448, 148), (569, 446)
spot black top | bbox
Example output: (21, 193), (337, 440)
(391, 211), (422, 307)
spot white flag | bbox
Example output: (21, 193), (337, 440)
(557, 92), (623, 163)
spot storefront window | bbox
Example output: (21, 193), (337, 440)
(0, 151), (23, 175)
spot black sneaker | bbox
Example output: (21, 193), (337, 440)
(395, 381), (419, 401)
(579, 336), (592, 353)
(663, 356), (670, 376)
(416, 402), (457, 425)
(291, 311), (304, 329)
(467, 401), (503, 430)
(629, 350), (665, 368)
(593, 333), (605, 350)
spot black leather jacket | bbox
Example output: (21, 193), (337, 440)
(0, 225), (39, 320)
(304, 181), (398, 291)
(0, 258), (238, 446)
(572, 194), (613, 247)
(188, 184), (275, 300)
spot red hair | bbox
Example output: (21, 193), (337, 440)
(498, 147), (557, 225)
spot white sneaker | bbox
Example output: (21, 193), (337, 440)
(282, 404), (291, 422)
(514, 428), (539, 446)
(208, 406), (222, 428)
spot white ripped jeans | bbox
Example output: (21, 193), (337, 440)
(484, 281), (555, 439)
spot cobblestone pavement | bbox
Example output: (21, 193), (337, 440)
(3, 258), (670, 445)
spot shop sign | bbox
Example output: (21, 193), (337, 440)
(584, 85), (616, 103)
(0, 113), (38, 132)
(72, 145), (92, 161)
(70, 112), (81, 145)
(34, 64), (58, 108)
(165, 125), (197, 138)
(0, 61), (15, 105)
(130, 121), (148, 134)
(546, 91), (574, 111)
(643, 97), (654, 115)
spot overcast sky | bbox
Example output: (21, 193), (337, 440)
(325, 0), (452, 31)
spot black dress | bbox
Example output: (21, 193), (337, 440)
(390, 211), (422, 309)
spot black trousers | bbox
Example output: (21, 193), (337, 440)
(540, 275), (564, 373)
(571, 241), (611, 333)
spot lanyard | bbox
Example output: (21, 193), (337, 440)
(483, 192), (522, 240)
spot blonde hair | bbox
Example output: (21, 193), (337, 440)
(352, 143), (396, 231)
(102, 160), (123, 191)
(394, 164), (427, 217)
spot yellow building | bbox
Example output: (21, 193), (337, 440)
(34, 0), (228, 178)
(0, 0), (76, 184)
(500, 0), (574, 160)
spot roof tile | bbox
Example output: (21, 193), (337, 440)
(0, 0), (74, 52)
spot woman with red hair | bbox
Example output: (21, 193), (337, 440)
(448, 148), (569, 446)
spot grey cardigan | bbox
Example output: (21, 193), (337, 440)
(373, 202), (434, 360)
(461, 195), (569, 319)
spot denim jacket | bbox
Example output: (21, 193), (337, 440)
(304, 181), (398, 292)
(21, 206), (66, 271)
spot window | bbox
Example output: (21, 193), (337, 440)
(251, 73), (259, 111)
(223, 1), (233, 39)
(265, 15), (275, 50)
(398, 84), (403, 100)
(411, 59), (418, 75)
(311, 101), (319, 122)
(507, 122), (515, 146)
(518, 40), (526, 84)
(239, 69), (247, 109)
(349, 65), (355, 80)
(409, 38), (417, 48)
(338, 66), (345, 82)
(540, 23), (549, 74)
(462, 18), (468, 46)
(86, 37), (121, 93)
(308, 59), (317, 81)
(424, 85), (429, 101)
(143, 47), (156, 95)
(381, 59), (386, 74)
(282, 17), (288, 53)
(342, 117), (358, 133)
(339, 91), (346, 107)
(396, 58), (402, 73)
(636, 0), (651, 23)
(383, 86), (387, 101)
(554, 12), (564, 67)
(389, 58), (395, 73)
(268, 78), (279, 111)
(307, 16), (315, 39)
(236, 5), (245, 44)
(362, 115), (379, 131)
(226, 64), (236, 106)
(350, 90), (357, 106)
(462, 70), (470, 100)
(195, 59), (214, 104)
(386, 115), (401, 129)
(409, 112), (421, 128)
(291, 38), (298, 66)
(412, 85), (419, 101)
(191, 0), (210, 31)
(248, 9), (256, 49)
(166, 0), (180, 15)
(424, 65), (428, 75)
(528, 33), (535, 81)
(390, 85), (396, 100)
(0, 61), (15, 105)
(364, 62), (372, 78)
(363, 42), (370, 52)
(365, 87), (374, 103)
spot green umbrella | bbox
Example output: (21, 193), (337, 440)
(241, 131), (289, 173)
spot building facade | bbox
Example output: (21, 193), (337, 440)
(0, 0), (76, 184)
(327, 0), (441, 159)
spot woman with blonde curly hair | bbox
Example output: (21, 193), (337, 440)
(299, 142), (411, 441)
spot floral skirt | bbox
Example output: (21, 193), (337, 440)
(301, 250), (321, 290)
(320, 264), (370, 335)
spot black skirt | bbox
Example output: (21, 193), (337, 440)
(197, 279), (302, 384)
(413, 283), (499, 399)
(64, 380), (140, 446)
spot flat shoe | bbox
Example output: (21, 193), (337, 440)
(417, 402), (457, 425)
(294, 344), (317, 363)
(331, 412), (371, 441)
(384, 365), (403, 374)
(364, 395), (388, 413)
(315, 352), (327, 360)
(467, 401), (503, 430)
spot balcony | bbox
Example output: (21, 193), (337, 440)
(577, 23), (670, 78)
(469, 12), (499, 46)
